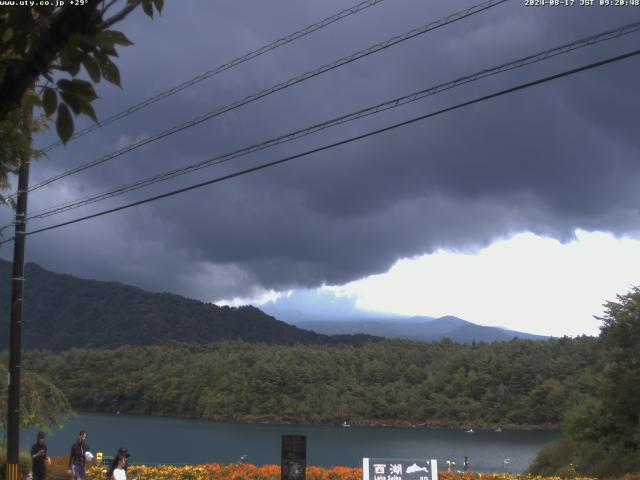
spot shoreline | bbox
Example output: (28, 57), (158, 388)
(74, 409), (560, 432)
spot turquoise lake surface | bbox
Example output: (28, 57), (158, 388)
(18, 412), (557, 473)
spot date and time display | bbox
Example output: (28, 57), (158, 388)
(525, 0), (640, 5)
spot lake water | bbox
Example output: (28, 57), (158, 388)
(18, 412), (557, 473)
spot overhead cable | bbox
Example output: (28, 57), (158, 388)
(27, 0), (509, 193)
(3, 47), (636, 245)
(40, 0), (388, 152)
(23, 20), (640, 222)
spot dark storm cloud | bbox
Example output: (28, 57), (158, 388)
(3, 0), (640, 300)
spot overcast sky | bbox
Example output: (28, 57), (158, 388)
(2, 0), (640, 337)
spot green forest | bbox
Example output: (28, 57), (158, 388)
(19, 337), (599, 429)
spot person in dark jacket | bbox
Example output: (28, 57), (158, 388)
(68, 430), (90, 480)
(31, 431), (50, 480)
(106, 447), (130, 479)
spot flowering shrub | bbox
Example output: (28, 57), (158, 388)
(83, 463), (362, 480)
(46, 457), (638, 480)
(82, 464), (610, 480)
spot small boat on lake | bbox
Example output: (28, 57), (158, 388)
(342, 421), (351, 427)
(465, 428), (474, 433)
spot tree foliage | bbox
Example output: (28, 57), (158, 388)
(0, 363), (73, 432)
(530, 286), (640, 477)
(0, 96), (47, 208)
(16, 336), (601, 430)
(0, 0), (163, 202)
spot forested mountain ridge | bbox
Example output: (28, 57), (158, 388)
(0, 260), (376, 350)
(19, 336), (600, 429)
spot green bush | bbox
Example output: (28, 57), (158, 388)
(529, 435), (640, 478)
(528, 438), (579, 477)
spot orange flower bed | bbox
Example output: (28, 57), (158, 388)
(84, 462), (362, 480)
(48, 457), (638, 480)
(39, 462), (615, 480)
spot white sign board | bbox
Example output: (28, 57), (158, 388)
(363, 458), (437, 480)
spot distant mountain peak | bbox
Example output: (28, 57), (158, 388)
(287, 314), (548, 344)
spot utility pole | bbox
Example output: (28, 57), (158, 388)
(5, 105), (32, 480)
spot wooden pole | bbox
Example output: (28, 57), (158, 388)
(5, 105), (32, 480)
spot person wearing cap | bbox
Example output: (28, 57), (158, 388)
(68, 430), (90, 480)
(31, 431), (51, 480)
(106, 447), (130, 479)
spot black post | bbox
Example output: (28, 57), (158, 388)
(281, 435), (306, 480)
(5, 109), (31, 480)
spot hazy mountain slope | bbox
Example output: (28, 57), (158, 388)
(295, 316), (548, 343)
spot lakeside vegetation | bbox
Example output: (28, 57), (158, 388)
(18, 336), (600, 429)
(15, 456), (640, 480)
(42, 459), (640, 480)
(82, 464), (640, 480)
(528, 287), (640, 477)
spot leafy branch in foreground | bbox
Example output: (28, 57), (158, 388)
(0, 0), (164, 200)
(0, 363), (74, 432)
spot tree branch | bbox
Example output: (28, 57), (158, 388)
(101, 0), (121, 16)
(99, 0), (142, 30)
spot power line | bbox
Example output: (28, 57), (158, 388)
(22, 20), (640, 223)
(40, 0), (388, 152)
(4, 47), (637, 245)
(26, 0), (509, 193)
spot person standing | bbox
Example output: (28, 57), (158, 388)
(111, 454), (128, 480)
(68, 430), (90, 480)
(31, 431), (50, 480)
(464, 456), (469, 472)
(106, 447), (130, 479)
